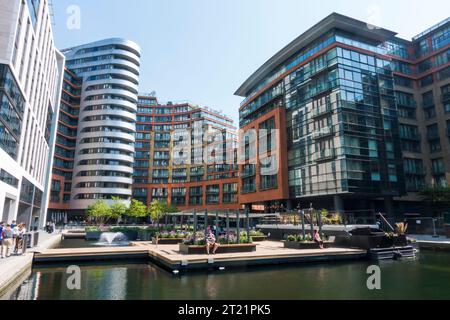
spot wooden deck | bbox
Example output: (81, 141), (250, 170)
(33, 241), (367, 271)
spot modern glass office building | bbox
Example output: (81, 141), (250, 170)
(0, 0), (65, 228)
(236, 13), (449, 216)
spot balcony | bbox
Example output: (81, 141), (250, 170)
(312, 126), (335, 140)
(442, 93), (450, 103)
(400, 133), (421, 142)
(315, 149), (336, 162)
(397, 100), (417, 109)
(241, 167), (256, 178)
(189, 190), (203, 197)
(311, 104), (333, 119)
(426, 131), (440, 141)
(242, 186), (256, 194)
(422, 100), (435, 108)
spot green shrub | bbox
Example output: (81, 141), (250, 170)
(85, 226), (101, 232)
(109, 227), (142, 233)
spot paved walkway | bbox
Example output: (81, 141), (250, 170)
(34, 240), (366, 271)
(0, 231), (62, 298)
(408, 234), (450, 243)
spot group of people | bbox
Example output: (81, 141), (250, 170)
(0, 221), (27, 259)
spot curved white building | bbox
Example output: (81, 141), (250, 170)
(62, 39), (141, 210)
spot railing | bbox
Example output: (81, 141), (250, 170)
(311, 104), (333, 118)
(426, 131), (440, 141)
(377, 213), (396, 233)
(315, 149), (336, 162)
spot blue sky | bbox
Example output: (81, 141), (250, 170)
(52, 0), (450, 124)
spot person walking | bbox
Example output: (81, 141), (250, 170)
(1, 224), (14, 258)
(12, 223), (19, 254)
(14, 223), (27, 255)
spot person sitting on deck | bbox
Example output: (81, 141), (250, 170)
(313, 230), (324, 249)
(205, 227), (220, 255)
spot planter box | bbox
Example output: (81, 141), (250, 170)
(85, 231), (102, 240)
(284, 241), (332, 250)
(251, 236), (268, 242)
(392, 235), (408, 247)
(179, 243), (257, 255)
(152, 237), (185, 245)
(138, 231), (156, 241)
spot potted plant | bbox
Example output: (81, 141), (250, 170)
(393, 223), (408, 247)
(179, 232), (256, 254)
(284, 233), (331, 249)
(249, 230), (267, 242)
(152, 231), (191, 244)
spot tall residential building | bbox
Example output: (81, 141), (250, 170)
(54, 38), (142, 214)
(0, 0), (65, 228)
(132, 96), (240, 211)
(391, 18), (450, 213)
(236, 13), (449, 217)
(48, 68), (81, 213)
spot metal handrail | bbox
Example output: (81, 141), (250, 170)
(377, 213), (395, 232)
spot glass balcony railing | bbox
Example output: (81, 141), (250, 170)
(426, 131), (440, 141)
(311, 103), (333, 118)
(442, 93), (450, 103)
(312, 126), (335, 140)
(315, 149), (336, 162)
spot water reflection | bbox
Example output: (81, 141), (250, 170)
(9, 252), (450, 300)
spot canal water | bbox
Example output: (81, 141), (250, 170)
(8, 251), (450, 300)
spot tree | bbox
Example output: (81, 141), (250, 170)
(110, 197), (127, 221)
(147, 200), (178, 229)
(126, 199), (147, 222)
(419, 186), (450, 215)
(86, 200), (112, 225)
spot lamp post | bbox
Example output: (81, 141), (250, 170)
(226, 209), (230, 244)
(237, 210), (240, 244)
(432, 218), (439, 238)
(215, 210), (219, 239)
(193, 209), (197, 245)
(317, 210), (323, 237)
(246, 208), (250, 243)
(310, 203), (314, 237)
(204, 208), (208, 237)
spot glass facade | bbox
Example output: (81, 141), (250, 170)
(285, 45), (404, 198)
(0, 64), (25, 160)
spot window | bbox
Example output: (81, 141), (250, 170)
(0, 169), (19, 188)
(26, 0), (40, 27)
(432, 158), (445, 175)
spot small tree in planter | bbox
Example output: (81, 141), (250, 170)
(86, 200), (112, 225)
(110, 197), (127, 224)
(127, 199), (148, 224)
(148, 200), (178, 230)
(148, 200), (164, 230)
